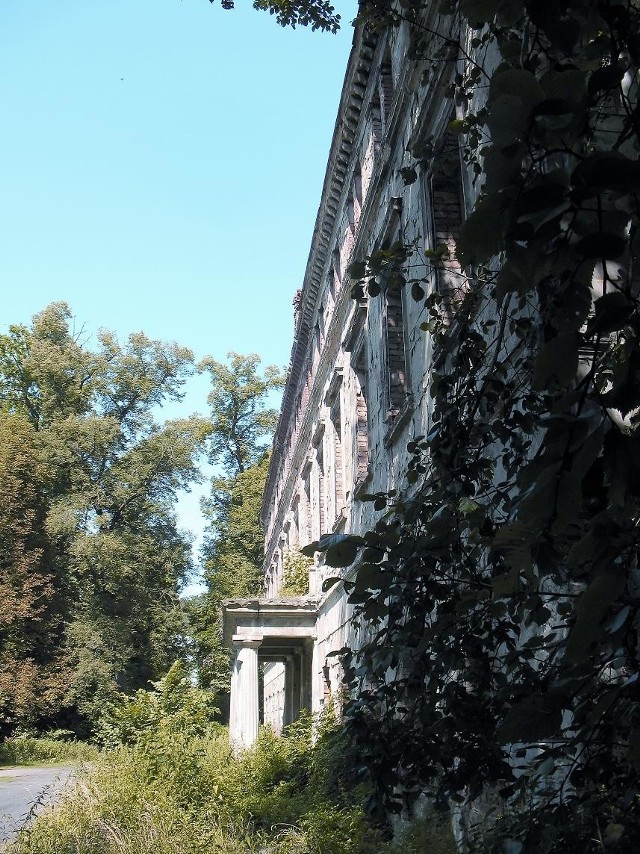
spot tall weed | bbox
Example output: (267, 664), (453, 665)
(0, 735), (97, 767)
(4, 672), (455, 853)
(5, 737), (250, 854)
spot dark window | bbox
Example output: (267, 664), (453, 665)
(379, 49), (394, 134)
(317, 444), (325, 534)
(385, 285), (407, 417)
(353, 345), (369, 486)
(330, 398), (344, 509)
(431, 133), (465, 322)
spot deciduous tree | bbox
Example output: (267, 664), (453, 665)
(0, 303), (207, 733)
(212, 0), (340, 32)
(191, 354), (284, 696)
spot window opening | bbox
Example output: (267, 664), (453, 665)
(386, 286), (407, 416)
(330, 398), (344, 512)
(353, 344), (369, 487)
(431, 132), (465, 323)
(302, 468), (312, 545)
(317, 444), (326, 534)
(379, 49), (394, 134)
(379, 201), (408, 421)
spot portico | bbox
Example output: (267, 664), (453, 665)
(223, 597), (318, 751)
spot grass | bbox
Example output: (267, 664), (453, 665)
(2, 724), (456, 854)
(4, 756), (250, 854)
(0, 735), (98, 769)
(1, 672), (455, 853)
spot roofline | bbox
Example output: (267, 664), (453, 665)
(260, 22), (377, 527)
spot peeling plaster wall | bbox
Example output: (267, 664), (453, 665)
(263, 662), (286, 734)
(261, 9), (470, 720)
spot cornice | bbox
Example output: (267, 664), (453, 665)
(261, 23), (378, 527)
(260, 10), (452, 564)
(260, 32), (432, 571)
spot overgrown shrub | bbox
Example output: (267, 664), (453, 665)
(279, 550), (312, 596)
(6, 677), (453, 853)
(96, 660), (219, 749)
(6, 743), (251, 854)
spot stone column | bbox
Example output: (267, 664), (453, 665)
(301, 639), (313, 714)
(229, 636), (262, 753)
(291, 651), (302, 722)
(284, 655), (294, 727)
(311, 639), (322, 716)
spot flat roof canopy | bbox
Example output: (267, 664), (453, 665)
(222, 597), (319, 650)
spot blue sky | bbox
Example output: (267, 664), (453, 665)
(0, 0), (356, 585)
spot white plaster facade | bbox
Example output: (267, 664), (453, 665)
(224, 7), (471, 750)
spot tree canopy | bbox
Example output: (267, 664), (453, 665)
(199, 352), (283, 475)
(0, 303), (207, 734)
(212, 0), (341, 32)
(190, 353), (284, 695)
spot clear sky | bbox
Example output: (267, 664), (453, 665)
(0, 0), (356, 588)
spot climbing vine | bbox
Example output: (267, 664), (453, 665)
(310, 1), (640, 850)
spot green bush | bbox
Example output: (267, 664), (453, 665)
(279, 550), (312, 595)
(391, 812), (457, 854)
(96, 660), (219, 750)
(7, 743), (251, 854)
(206, 711), (388, 852)
(6, 683), (453, 853)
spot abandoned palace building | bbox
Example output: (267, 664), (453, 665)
(223, 12), (470, 751)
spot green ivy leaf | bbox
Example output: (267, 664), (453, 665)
(565, 570), (626, 663)
(486, 94), (529, 147)
(457, 196), (507, 266)
(347, 260), (366, 279)
(588, 65), (625, 95)
(489, 68), (545, 105)
(411, 281), (426, 301)
(355, 563), (389, 591)
(532, 333), (578, 390)
(604, 824), (625, 844)
(541, 68), (586, 101)
(627, 729), (640, 770)
(572, 152), (640, 198)
(460, 0), (510, 29)
(399, 167), (418, 185)
(492, 568), (519, 596)
(459, 497), (480, 515)
(300, 541), (318, 557)
(448, 118), (467, 135)
(604, 431), (640, 499)
(367, 279), (381, 297)
(316, 533), (364, 568)
(576, 232), (627, 260)
(497, 696), (563, 743)
(587, 291), (634, 335)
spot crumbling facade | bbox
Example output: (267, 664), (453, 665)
(224, 11), (469, 748)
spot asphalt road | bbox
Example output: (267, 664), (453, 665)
(0, 765), (75, 844)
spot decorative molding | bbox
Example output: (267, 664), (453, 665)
(260, 27), (378, 528)
(324, 367), (344, 406)
(384, 393), (415, 448)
